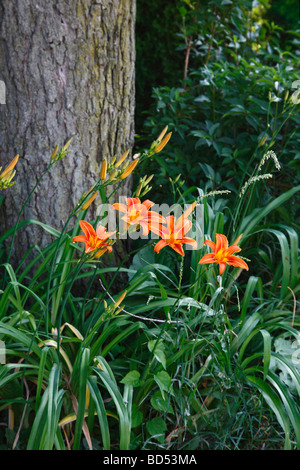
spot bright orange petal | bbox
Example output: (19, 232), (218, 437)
(79, 220), (96, 239)
(226, 244), (241, 256)
(219, 262), (227, 275)
(72, 235), (88, 244)
(170, 243), (185, 256)
(167, 215), (175, 234)
(181, 237), (197, 248)
(215, 233), (228, 252)
(198, 254), (216, 265)
(227, 255), (249, 271)
(203, 239), (216, 252)
(125, 197), (140, 207)
(154, 239), (168, 253)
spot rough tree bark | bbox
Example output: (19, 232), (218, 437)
(0, 0), (135, 265)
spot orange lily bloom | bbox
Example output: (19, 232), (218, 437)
(112, 197), (165, 236)
(154, 214), (197, 256)
(73, 220), (116, 258)
(198, 233), (249, 275)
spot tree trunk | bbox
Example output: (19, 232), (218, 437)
(0, 0), (135, 266)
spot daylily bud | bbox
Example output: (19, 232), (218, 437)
(110, 155), (117, 166)
(232, 233), (243, 245)
(81, 191), (97, 210)
(154, 132), (172, 153)
(50, 145), (59, 161)
(109, 169), (118, 181)
(135, 182), (143, 197)
(144, 174), (154, 186)
(0, 155), (19, 189)
(115, 305), (125, 315)
(259, 135), (267, 147)
(0, 155), (19, 179)
(120, 159), (139, 179)
(157, 125), (169, 142)
(284, 90), (289, 103)
(100, 158), (107, 180)
(63, 138), (72, 151)
(114, 291), (127, 309)
(115, 150), (129, 168)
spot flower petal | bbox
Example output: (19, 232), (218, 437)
(112, 203), (128, 213)
(148, 211), (166, 223)
(226, 244), (241, 256)
(79, 220), (96, 239)
(227, 255), (249, 271)
(142, 199), (155, 210)
(198, 254), (216, 265)
(96, 225), (116, 240)
(215, 233), (228, 253)
(170, 243), (185, 256)
(72, 235), (88, 244)
(181, 237), (197, 248)
(165, 215), (175, 234)
(203, 239), (216, 252)
(154, 239), (168, 254)
(140, 222), (150, 236)
(175, 217), (192, 237)
(125, 197), (140, 207)
(219, 262), (227, 275)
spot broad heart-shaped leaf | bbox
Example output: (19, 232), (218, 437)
(148, 339), (167, 369)
(146, 417), (167, 444)
(150, 390), (174, 414)
(131, 404), (143, 428)
(120, 370), (141, 387)
(154, 370), (174, 399)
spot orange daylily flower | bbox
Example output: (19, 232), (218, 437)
(72, 220), (116, 258)
(154, 214), (197, 256)
(112, 197), (165, 236)
(198, 233), (249, 275)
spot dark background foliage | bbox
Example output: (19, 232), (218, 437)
(135, 0), (300, 217)
(136, 0), (299, 125)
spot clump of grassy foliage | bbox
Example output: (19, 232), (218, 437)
(0, 0), (300, 451)
(0, 117), (299, 450)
